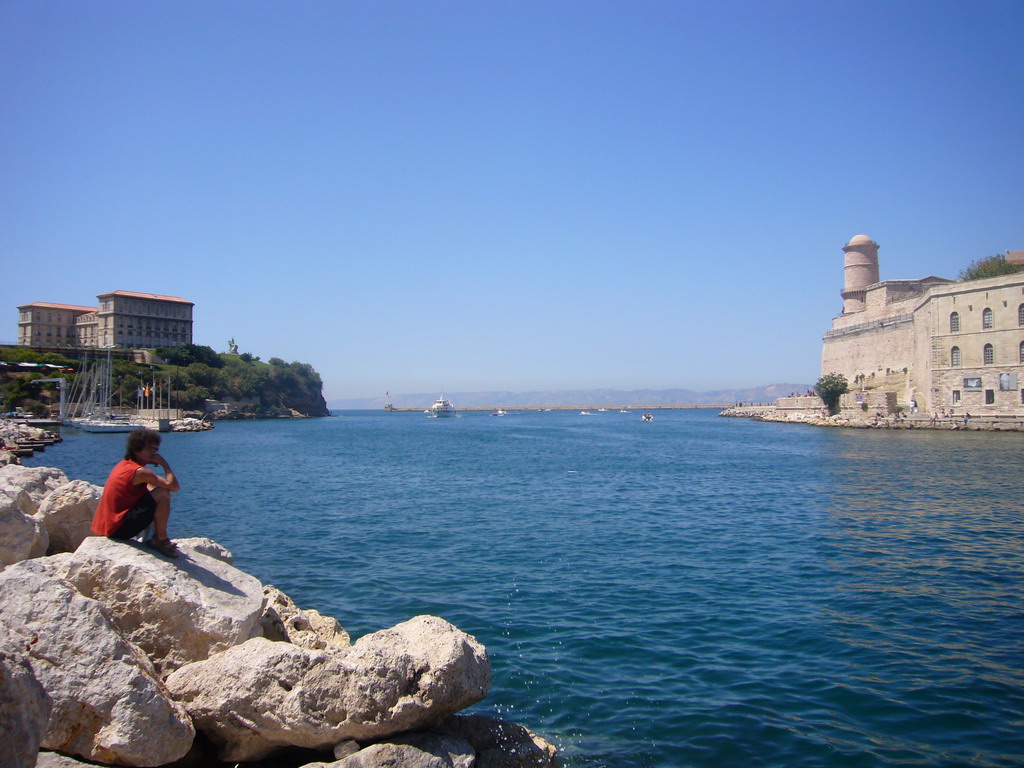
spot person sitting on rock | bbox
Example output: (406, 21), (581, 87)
(91, 429), (181, 558)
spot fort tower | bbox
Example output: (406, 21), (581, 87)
(840, 234), (880, 314)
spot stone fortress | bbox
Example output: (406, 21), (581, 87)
(821, 234), (1024, 416)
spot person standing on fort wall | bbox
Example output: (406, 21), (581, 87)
(91, 429), (181, 558)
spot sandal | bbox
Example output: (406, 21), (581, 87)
(145, 537), (180, 558)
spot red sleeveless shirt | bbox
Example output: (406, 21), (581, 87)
(91, 459), (146, 536)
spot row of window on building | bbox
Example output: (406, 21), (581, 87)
(950, 342), (1024, 367)
(949, 305), (1024, 333)
(99, 299), (190, 319)
(33, 327), (189, 343)
(951, 372), (1022, 406)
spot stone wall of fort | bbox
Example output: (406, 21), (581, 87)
(821, 311), (918, 403)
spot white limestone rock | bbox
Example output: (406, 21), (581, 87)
(35, 480), (102, 555)
(0, 649), (52, 768)
(0, 566), (195, 766)
(333, 740), (362, 760)
(311, 733), (475, 768)
(0, 497), (48, 568)
(261, 584), (351, 650)
(2, 553), (74, 582)
(436, 714), (559, 768)
(165, 615), (490, 761)
(34, 754), (95, 768)
(0, 465), (69, 516)
(165, 638), (348, 760)
(345, 615), (491, 734)
(174, 536), (234, 563)
(63, 536), (265, 675)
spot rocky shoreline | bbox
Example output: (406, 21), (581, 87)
(719, 405), (1024, 431)
(0, 464), (558, 768)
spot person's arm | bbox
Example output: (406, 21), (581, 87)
(134, 454), (181, 492)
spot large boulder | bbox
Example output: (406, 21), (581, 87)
(261, 584), (351, 650)
(346, 615), (491, 729)
(0, 566), (195, 766)
(0, 466), (69, 516)
(0, 649), (52, 768)
(35, 480), (102, 555)
(63, 536), (265, 675)
(0, 495), (48, 568)
(165, 615), (490, 761)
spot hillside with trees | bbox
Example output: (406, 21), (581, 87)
(1, 344), (329, 418)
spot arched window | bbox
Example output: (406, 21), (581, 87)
(1020, 340), (1024, 363)
(950, 312), (960, 332)
(951, 346), (961, 366)
(982, 308), (994, 329)
(1018, 304), (1023, 326)
(983, 344), (994, 365)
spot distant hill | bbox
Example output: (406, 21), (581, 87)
(328, 384), (811, 410)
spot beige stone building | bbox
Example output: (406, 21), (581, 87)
(18, 290), (193, 350)
(822, 235), (1024, 415)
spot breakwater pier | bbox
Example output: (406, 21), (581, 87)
(385, 403), (745, 413)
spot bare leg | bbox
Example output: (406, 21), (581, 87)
(148, 486), (172, 541)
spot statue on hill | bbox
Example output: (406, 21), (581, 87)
(228, 338), (238, 355)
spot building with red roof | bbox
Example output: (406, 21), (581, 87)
(18, 291), (193, 350)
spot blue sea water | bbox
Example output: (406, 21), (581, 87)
(26, 410), (1024, 767)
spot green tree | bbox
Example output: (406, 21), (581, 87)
(815, 372), (849, 415)
(3, 377), (35, 412)
(958, 254), (1020, 281)
(155, 344), (224, 368)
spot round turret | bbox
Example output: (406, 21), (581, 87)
(840, 234), (879, 314)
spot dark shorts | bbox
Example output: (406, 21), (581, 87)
(109, 492), (157, 540)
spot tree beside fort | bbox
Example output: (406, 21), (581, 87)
(815, 373), (848, 415)
(958, 254), (1021, 281)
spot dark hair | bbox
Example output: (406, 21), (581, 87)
(125, 429), (161, 461)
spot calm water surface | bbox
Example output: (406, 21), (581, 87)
(28, 410), (1024, 767)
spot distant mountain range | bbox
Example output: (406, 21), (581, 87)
(328, 383), (812, 410)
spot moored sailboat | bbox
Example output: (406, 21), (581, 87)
(63, 353), (144, 433)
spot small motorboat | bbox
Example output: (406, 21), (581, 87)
(642, 412), (654, 422)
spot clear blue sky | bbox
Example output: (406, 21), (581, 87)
(3, 1), (1022, 401)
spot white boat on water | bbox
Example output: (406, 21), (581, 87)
(429, 396), (456, 417)
(67, 416), (145, 433)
